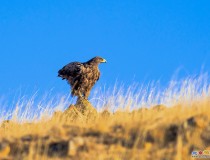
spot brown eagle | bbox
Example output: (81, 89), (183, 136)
(58, 56), (107, 99)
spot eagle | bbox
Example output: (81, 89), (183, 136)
(58, 56), (107, 100)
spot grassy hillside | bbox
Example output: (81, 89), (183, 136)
(0, 75), (210, 160)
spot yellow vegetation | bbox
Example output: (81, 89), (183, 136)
(0, 97), (210, 160)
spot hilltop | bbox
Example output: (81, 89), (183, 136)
(0, 98), (210, 160)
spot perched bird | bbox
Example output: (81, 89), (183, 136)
(58, 56), (107, 99)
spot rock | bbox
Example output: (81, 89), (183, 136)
(185, 117), (196, 127)
(145, 129), (165, 145)
(101, 133), (118, 145)
(68, 137), (86, 157)
(9, 142), (30, 157)
(62, 98), (98, 122)
(185, 114), (209, 129)
(164, 125), (179, 144)
(75, 98), (97, 116)
(48, 141), (69, 157)
(145, 131), (155, 143)
(83, 130), (101, 137)
(122, 128), (139, 148)
(201, 126), (210, 145)
(84, 130), (125, 147)
(63, 105), (84, 121)
(111, 125), (125, 135)
(73, 137), (85, 147)
(68, 140), (77, 156)
(21, 135), (38, 142)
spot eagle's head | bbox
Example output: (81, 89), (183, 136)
(88, 56), (107, 64)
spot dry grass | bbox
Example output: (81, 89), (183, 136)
(0, 74), (210, 160)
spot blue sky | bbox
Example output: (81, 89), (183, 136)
(0, 0), (210, 99)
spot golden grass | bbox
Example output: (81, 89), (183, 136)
(0, 75), (210, 159)
(0, 98), (210, 160)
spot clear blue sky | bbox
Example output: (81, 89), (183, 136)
(0, 0), (210, 98)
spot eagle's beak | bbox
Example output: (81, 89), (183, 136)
(101, 59), (107, 63)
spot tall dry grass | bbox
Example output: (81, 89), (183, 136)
(1, 73), (209, 122)
(0, 73), (210, 159)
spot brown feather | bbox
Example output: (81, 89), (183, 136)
(58, 56), (106, 99)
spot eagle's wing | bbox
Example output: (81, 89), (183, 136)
(58, 62), (83, 80)
(97, 71), (100, 81)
